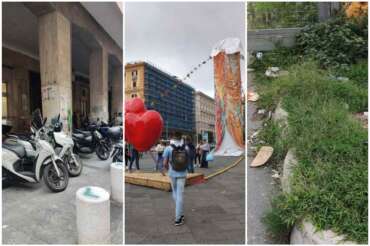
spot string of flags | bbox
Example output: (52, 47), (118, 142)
(149, 54), (244, 107)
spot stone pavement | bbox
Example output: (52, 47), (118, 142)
(2, 154), (123, 244)
(247, 83), (280, 244)
(125, 156), (245, 244)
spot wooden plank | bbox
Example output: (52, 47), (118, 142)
(125, 172), (205, 191)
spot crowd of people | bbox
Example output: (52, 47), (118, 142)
(125, 135), (212, 173)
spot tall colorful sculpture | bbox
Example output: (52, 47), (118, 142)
(212, 38), (245, 156)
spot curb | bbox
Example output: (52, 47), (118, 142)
(204, 156), (244, 180)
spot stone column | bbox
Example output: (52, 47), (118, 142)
(38, 11), (72, 134)
(89, 48), (109, 122)
(111, 65), (123, 117)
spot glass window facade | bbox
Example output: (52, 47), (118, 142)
(143, 63), (195, 136)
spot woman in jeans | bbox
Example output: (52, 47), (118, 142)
(195, 141), (202, 167)
(154, 140), (165, 171)
(200, 141), (210, 168)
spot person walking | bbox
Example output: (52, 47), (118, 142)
(163, 131), (188, 226)
(129, 146), (140, 171)
(200, 141), (210, 168)
(195, 141), (202, 167)
(185, 136), (195, 173)
(125, 143), (131, 170)
(154, 140), (165, 172)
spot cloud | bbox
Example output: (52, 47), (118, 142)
(125, 2), (245, 98)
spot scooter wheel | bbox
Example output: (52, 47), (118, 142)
(43, 159), (69, 192)
(66, 154), (83, 177)
(96, 145), (110, 160)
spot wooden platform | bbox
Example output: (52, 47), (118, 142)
(125, 172), (205, 191)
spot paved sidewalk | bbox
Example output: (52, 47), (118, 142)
(2, 154), (123, 244)
(125, 157), (245, 244)
(247, 83), (280, 244)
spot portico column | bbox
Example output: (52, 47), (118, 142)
(89, 47), (109, 122)
(38, 11), (72, 134)
(111, 65), (123, 117)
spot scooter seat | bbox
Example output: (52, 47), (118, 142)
(3, 141), (26, 158)
(72, 133), (92, 142)
(74, 129), (92, 137)
(107, 126), (122, 140)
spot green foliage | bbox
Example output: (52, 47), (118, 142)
(249, 48), (301, 73)
(248, 2), (318, 29)
(296, 17), (368, 68)
(257, 120), (287, 165)
(259, 62), (368, 243)
(330, 60), (368, 88)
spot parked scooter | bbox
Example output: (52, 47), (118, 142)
(2, 111), (69, 192)
(43, 115), (83, 177)
(111, 140), (123, 163)
(72, 125), (111, 160)
(84, 121), (123, 151)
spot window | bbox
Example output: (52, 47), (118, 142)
(2, 82), (8, 119)
(132, 70), (138, 88)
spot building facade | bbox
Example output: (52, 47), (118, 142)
(2, 2), (123, 133)
(125, 62), (195, 138)
(195, 91), (215, 144)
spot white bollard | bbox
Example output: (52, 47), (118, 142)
(110, 162), (123, 203)
(76, 186), (110, 244)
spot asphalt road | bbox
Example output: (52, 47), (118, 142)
(2, 154), (123, 244)
(125, 156), (245, 244)
(247, 83), (280, 244)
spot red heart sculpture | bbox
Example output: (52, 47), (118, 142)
(125, 98), (146, 114)
(125, 98), (163, 152)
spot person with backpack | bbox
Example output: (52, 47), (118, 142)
(163, 131), (188, 226)
(185, 136), (195, 173)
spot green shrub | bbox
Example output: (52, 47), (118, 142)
(296, 17), (367, 68)
(250, 48), (301, 73)
(330, 60), (368, 88)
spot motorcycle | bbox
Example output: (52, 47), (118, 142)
(72, 125), (111, 160)
(2, 111), (69, 192)
(85, 121), (123, 151)
(44, 115), (83, 177)
(111, 140), (123, 163)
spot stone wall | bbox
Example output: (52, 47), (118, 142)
(247, 28), (302, 52)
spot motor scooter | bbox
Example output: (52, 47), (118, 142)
(72, 126), (111, 160)
(44, 115), (83, 177)
(111, 140), (123, 163)
(2, 112), (69, 192)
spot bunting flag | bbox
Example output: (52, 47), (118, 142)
(147, 55), (244, 107)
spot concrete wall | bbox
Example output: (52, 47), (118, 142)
(54, 2), (123, 64)
(247, 28), (302, 52)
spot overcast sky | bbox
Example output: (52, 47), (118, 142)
(125, 2), (245, 98)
